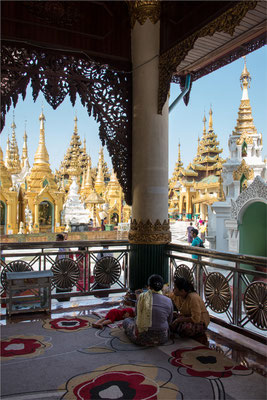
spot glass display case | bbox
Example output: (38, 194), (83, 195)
(6, 270), (53, 316)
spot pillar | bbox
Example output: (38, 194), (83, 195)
(54, 203), (59, 232)
(179, 194), (184, 220)
(128, 2), (171, 290)
(6, 201), (12, 234)
(34, 202), (39, 232)
(195, 203), (200, 218)
(186, 189), (192, 220)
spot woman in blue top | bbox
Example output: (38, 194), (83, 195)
(191, 228), (204, 259)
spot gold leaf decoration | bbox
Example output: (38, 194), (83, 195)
(232, 159), (254, 181)
(129, 218), (171, 244)
(128, 1), (161, 28)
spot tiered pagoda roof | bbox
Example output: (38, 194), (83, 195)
(5, 116), (21, 174)
(171, 108), (225, 190)
(192, 109), (224, 180)
(170, 143), (183, 186)
(233, 58), (258, 145)
(58, 116), (88, 178)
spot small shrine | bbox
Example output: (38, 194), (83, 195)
(61, 176), (91, 226)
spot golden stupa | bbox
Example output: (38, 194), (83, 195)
(169, 107), (225, 220)
(0, 111), (131, 235)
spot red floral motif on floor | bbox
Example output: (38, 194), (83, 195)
(170, 346), (250, 378)
(1, 335), (51, 360)
(43, 317), (94, 332)
(74, 371), (157, 399)
(62, 364), (179, 399)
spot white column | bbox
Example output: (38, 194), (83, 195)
(131, 20), (169, 223)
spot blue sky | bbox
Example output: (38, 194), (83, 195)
(1, 46), (266, 178)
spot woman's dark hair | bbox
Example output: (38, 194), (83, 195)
(56, 233), (64, 241)
(148, 274), (164, 291)
(191, 228), (198, 236)
(174, 277), (195, 293)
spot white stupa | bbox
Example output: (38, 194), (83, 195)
(61, 176), (91, 225)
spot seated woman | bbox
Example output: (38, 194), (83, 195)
(168, 277), (210, 338)
(123, 274), (173, 346)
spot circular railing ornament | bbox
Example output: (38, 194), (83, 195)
(204, 272), (231, 313)
(94, 256), (121, 286)
(51, 258), (80, 289)
(1, 260), (33, 290)
(243, 281), (267, 330)
(174, 264), (194, 286)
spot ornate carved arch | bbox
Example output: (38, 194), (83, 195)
(1, 44), (132, 205)
(231, 176), (267, 220)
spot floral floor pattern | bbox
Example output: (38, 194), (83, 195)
(1, 314), (265, 400)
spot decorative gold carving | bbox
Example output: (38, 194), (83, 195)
(217, 175), (225, 201)
(236, 132), (253, 145)
(128, 1), (161, 28)
(129, 218), (171, 244)
(158, 1), (257, 114)
(233, 159), (254, 181)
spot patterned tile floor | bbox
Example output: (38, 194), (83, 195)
(1, 294), (266, 378)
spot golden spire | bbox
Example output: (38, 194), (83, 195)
(208, 107), (213, 131)
(21, 121), (29, 168)
(4, 135), (11, 168)
(95, 147), (105, 194)
(88, 153), (92, 169)
(8, 114), (21, 173)
(33, 109), (50, 165)
(233, 58), (256, 136)
(95, 149), (105, 183)
(0, 145), (3, 163)
(240, 56), (251, 100)
(84, 164), (93, 192)
(110, 168), (119, 183)
(203, 113), (206, 134)
(81, 168), (86, 191)
(74, 115), (78, 134)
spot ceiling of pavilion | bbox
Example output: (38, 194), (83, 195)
(1, 1), (266, 205)
(2, 2), (266, 72)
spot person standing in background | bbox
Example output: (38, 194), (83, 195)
(199, 222), (206, 243)
(186, 222), (194, 244)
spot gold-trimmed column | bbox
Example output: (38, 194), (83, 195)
(128, 1), (171, 289)
(34, 201), (39, 233)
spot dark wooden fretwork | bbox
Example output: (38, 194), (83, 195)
(1, 44), (132, 205)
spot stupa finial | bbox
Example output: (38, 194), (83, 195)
(208, 106), (213, 131)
